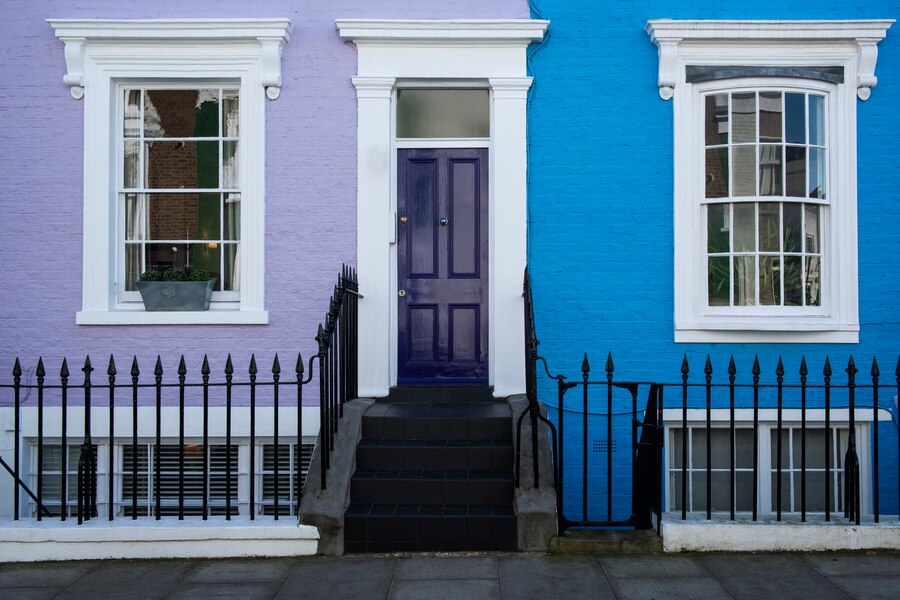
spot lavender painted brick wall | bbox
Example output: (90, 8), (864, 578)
(0, 1), (529, 382)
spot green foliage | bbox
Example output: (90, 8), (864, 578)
(139, 270), (163, 282)
(163, 267), (189, 282)
(140, 268), (212, 282)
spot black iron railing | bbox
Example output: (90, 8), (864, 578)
(523, 268), (899, 534)
(1, 265), (359, 524)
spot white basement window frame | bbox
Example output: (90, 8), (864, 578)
(48, 19), (293, 325)
(662, 407), (892, 517)
(645, 19), (893, 343)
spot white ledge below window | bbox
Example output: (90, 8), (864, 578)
(76, 309), (270, 326)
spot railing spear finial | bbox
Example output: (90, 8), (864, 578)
(728, 355), (736, 379)
(201, 354), (210, 377)
(681, 354), (689, 381)
(799, 356), (808, 380)
(36, 357), (45, 379)
(296, 352), (304, 377)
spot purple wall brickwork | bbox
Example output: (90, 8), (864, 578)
(0, 1), (529, 385)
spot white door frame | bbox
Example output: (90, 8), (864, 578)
(336, 19), (549, 398)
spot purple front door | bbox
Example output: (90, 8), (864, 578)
(397, 148), (488, 384)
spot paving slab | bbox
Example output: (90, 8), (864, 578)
(825, 576), (900, 600)
(498, 554), (615, 599)
(185, 557), (294, 583)
(608, 577), (733, 600)
(0, 560), (96, 588)
(700, 553), (849, 600)
(166, 582), (283, 600)
(274, 556), (395, 600)
(394, 556), (497, 580)
(0, 588), (65, 600)
(53, 559), (192, 600)
(389, 578), (499, 600)
(601, 554), (711, 578)
(804, 552), (900, 577)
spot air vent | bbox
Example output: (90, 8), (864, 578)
(592, 439), (616, 453)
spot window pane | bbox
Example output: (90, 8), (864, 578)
(732, 146), (756, 196)
(735, 430), (754, 468)
(733, 203), (755, 252)
(785, 146), (806, 198)
(692, 428), (708, 469)
(783, 203), (802, 253)
(223, 141), (239, 189)
(759, 255), (780, 306)
(146, 193), (221, 241)
(771, 429), (791, 468)
(670, 471), (684, 511)
(222, 89), (239, 137)
(758, 202), (779, 252)
(396, 89), (489, 138)
(806, 256), (821, 306)
(771, 472), (792, 512)
(144, 141), (219, 189)
(784, 255), (802, 306)
(809, 95), (825, 146)
(691, 472), (708, 512)
(707, 204), (729, 253)
(805, 205), (820, 253)
(731, 92), (756, 143)
(795, 429), (827, 469)
(801, 471), (828, 512)
(705, 94), (728, 145)
(710, 472), (734, 513)
(705, 148), (729, 198)
(141, 242), (220, 279)
(758, 145), (782, 196)
(124, 141), (140, 189)
(125, 194), (144, 241)
(124, 90), (141, 138)
(710, 429), (731, 469)
(708, 257), (730, 306)
(785, 93), (806, 144)
(125, 244), (142, 290)
(223, 243), (240, 291)
(671, 429), (685, 469)
(735, 471), (753, 512)
(809, 147), (826, 199)
(734, 256), (756, 306)
(758, 92), (782, 142)
(224, 194), (241, 240)
(144, 89), (219, 138)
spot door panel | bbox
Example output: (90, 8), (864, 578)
(398, 148), (488, 384)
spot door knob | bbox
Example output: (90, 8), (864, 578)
(439, 217), (449, 226)
(398, 289), (406, 297)
(399, 216), (408, 224)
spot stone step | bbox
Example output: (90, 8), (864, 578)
(361, 402), (511, 441)
(350, 469), (514, 505)
(548, 529), (664, 555)
(356, 439), (513, 471)
(343, 502), (516, 553)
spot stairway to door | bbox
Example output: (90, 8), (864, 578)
(343, 387), (516, 552)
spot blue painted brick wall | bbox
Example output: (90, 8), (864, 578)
(527, 0), (900, 521)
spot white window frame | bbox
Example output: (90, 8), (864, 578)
(336, 19), (549, 397)
(662, 407), (892, 517)
(645, 20), (893, 343)
(48, 19), (293, 325)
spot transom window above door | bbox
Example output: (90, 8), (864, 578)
(396, 89), (489, 139)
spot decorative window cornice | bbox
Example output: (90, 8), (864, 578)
(645, 19), (893, 101)
(336, 19), (548, 45)
(47, 19), (293, 100)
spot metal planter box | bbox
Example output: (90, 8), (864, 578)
(136, 279), (217, 311)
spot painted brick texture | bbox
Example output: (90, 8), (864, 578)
(0, 0), (529, 380)
(525, 0), (900, 519)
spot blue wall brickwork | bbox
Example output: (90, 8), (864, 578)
(526, 1), (899, 521)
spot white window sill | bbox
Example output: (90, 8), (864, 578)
(675, 327), (859, 344)
(76, 310), (269, 326)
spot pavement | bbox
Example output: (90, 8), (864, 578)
(1, 551), (899, 600)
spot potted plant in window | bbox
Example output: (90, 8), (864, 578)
(136, 268), (217, 311)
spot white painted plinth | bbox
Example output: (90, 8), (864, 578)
(0, 518), (319, 562)
(662, 514), (900, 552)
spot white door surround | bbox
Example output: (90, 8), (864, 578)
(336, 19), (549, 398)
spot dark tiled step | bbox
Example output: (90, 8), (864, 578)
(385, 386), (495, 403)
(343, 503), (516, 553)
(356, 439), (513, 471)
(350, 470), (514, 505)
(361, 403), (511, 441)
